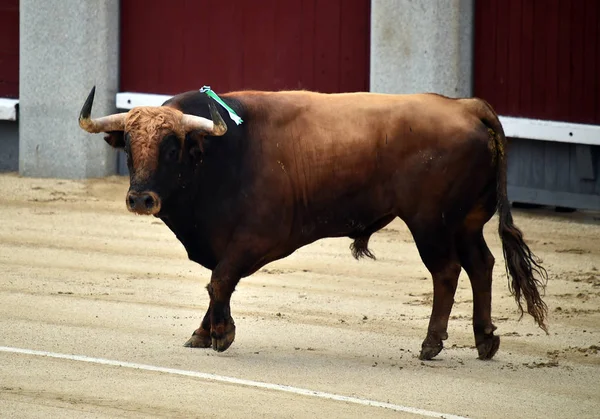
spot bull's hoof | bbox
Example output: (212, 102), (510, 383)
(211, 322), (236, 352)
(183, 328), (211, 348)
(419, 342), (443, 360)
(476, 334), (500, 360)
(418, 331), (447, 360)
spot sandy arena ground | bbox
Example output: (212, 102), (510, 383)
(0, 172), (599, 418)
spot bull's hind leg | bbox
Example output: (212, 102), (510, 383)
(411, 227), (462, 360)
(456, 227), (499, 360)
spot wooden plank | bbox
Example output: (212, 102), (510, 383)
(494, 0), (510, 113)
(313, 0), (342, 93)
(575, 145), (596, 181)
(0, 0), (18, 98)
(556, 0), (572, 123)
(518, 0), (534, 117)
(597, 0), (600, 123)
(582, 0), (598, 124)
(120, 0), (369, 95)
(569, 143), (596, 194)
(242, 0), (277, 91)
(530, 0), (547, 120)
(339, 0), (370, 92)
(505, 0), (522, 116)
(508, 186), (600, 211)
(473, 0), (496, 104)
(204, 1), (244, 92)
(543, 141), (571, 191)
(273, 1), (303, 90)
(543, 0), (560, 120)
(569, 0), (586, 124)
(299, 0), (316, 90)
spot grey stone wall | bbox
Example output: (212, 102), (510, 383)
(19, 0), (120, 179)
(370, 0), (474, 97)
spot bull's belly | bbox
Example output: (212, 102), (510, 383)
(296, 207), (394, 243)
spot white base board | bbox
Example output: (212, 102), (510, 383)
(0, 98), (18, 121)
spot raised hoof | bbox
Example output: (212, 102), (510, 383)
(211, 322), (236, 352)
(476, 335), (500, 360)
(183, 329), (211, 348)
(419, 342), (443, 360)
(419, 331), (446, 361)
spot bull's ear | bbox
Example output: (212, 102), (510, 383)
(103, 131), (125, 148)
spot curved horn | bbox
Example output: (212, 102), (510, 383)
(181, 101), (227, 137)
(79, 86), (126, 133)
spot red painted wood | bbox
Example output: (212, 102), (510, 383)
(120, 0), (370, 95)
(505, 0), (522, 116)
(582, 0), (598, 124)
(530, 0), (548, 120)
(597, 0), (600, 123)
(0, 0), (18, 98)
(493, 0), (510, 112)
(519, 0), (534, 117)
(541, 0), (559, 120)
(474, 0), (600, 124)
(339, 0), (371, 93)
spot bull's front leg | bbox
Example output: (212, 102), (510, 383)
(183, 301), (213, 348)
(184, 264), (240, 352)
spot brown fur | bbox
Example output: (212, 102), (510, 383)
(124, 107), (186, 179)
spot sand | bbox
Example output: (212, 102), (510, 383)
(0, 173), (599, 418)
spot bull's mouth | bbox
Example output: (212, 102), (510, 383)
(126, 191), (162, 215)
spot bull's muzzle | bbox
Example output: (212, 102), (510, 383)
(126, 191), (161, 215)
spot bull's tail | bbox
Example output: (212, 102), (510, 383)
(479, 100), (549, 333)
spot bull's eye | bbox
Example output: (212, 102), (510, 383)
(161, 134), (180, 163)
(165, 146), (179, 162)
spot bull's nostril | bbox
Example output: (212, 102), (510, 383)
(143, 195), (154, 209)
(127, 195), (135, 208)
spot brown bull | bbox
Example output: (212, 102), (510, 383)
(79, 86), (548, 360)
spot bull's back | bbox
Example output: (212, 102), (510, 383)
(229, 91), (493, 236)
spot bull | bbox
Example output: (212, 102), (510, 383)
(78, 86), (548, 360)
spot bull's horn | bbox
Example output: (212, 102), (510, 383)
(181, 101), (227, 136)
(79, 86), (126, 133)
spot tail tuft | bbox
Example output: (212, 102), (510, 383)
(498, 199), (549, 333)
(479, 100), (549, 333)
(350, 236), (376, 260)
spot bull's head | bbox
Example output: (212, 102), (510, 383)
(78, 86), (227, 215)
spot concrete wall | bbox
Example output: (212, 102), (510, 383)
(370, 0), (474, 97)
(0, 121), (19, 172)
(19, 0), (120, 179)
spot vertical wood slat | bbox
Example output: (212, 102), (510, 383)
(582, 0), (598, 124)
(493, 0), (510, 112)
(313, 0), (341, 93)
(505, 0), (522, 116)
(473, 0), (495, 107)
(556, 0), (572, 122)
(119, 0), (370, 95)
(0, 0), (18, 98)
(241, 0), (277, 91)
(519, 0), (534, 117)
(569, 0), (586, 124)
(542, 0), (560, 121)
(474, 0), (600, 125)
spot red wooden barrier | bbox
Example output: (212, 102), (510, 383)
(120, 0), (371, 95)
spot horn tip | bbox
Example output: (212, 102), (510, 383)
(208, 101), (227, 136)
(79, 86), (96, 122)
